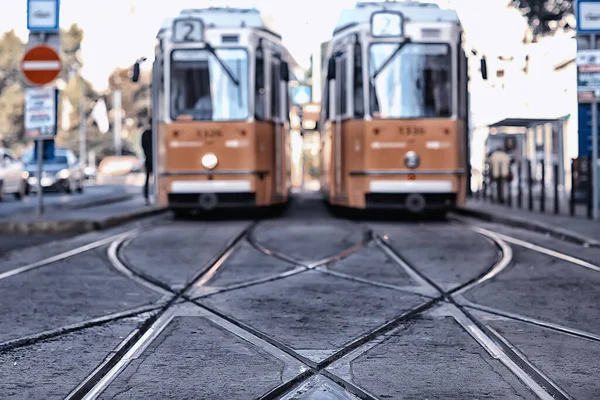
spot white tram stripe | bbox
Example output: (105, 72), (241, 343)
(22, 61), (61, 70)
(170, 180), (252, 193)
(369, 180), (453, 193)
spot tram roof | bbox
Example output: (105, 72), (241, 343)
(158, 7), (280, 38)
(334, 1), (459, 34)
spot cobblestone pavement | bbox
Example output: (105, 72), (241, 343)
(1, 197), (598, 399)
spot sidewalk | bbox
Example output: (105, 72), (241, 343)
(0, 197), (167, 234)
(456, 199), (600, 247)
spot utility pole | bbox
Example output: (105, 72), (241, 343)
(113, 90), (122, 156)
(79, 71), (87, 166)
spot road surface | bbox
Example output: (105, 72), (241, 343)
(0, 195), (598, 399)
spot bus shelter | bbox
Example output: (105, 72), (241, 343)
(486, 117), (568, 188)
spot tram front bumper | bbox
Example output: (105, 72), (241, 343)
(364, 180), (457, 211)
(166, 179), (256, 210)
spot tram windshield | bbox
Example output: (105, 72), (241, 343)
(369, 43), (452, 119)
(170, 48), (249, 121)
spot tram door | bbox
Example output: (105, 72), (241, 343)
(270, 53), (283, 198)
(327, 44), (350, 199)
(151, 58), (161, 204)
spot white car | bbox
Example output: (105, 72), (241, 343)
(0, 148), (28, 201)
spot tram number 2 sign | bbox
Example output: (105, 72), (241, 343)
(173, 18), (204, 43)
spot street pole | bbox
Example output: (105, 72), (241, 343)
(79, 73), (87, 166)
(592, 34), (599, 220)
(113, 90), (122, 156)
(24, 0), (61, 216)
(36, 138), (44, 215)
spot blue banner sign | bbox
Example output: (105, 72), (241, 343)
(578, 103), (600, 156)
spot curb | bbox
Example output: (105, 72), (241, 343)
(53, 194), (136, 211)
(453, 207), (600, 248)
(0, 207), (168, 234)
(0, 194), (137, 219)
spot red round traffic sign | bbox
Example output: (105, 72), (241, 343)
(21, 45), (62, 86)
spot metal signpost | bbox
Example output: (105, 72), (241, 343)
(23, 0), (61, 216)
(25, 87), (58, 214)
(577, 0), (600, 220)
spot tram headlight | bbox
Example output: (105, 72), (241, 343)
(201, 153), (218, 170)
(405, 151), (419, 169)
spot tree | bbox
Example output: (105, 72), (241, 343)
(0, 82), (25, 148)
(511, 0), (574, 38)
(59, 24), (84, 80)
(0, 25), (93, 155)
(0, 30), (25, 93)
(0, 31), (25, 148)
(107, 66), (151, 127)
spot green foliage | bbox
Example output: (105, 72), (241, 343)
(0, 82), (25, 148)
(0, 30), (25, 94)
(107, 66), (150, 129)
(0, 31), (26, 148)
(58, 24), (84, 81)
(511, 0), (573, 38)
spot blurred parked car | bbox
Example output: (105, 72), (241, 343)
(98, 156), (144, 176)
(0, 147), (28, 201)
(22, 147), (85, 194)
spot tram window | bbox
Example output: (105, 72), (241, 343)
(353, 42), (364, 118)
(369, 43), (452, 119)
(271, 59), (280, 120)
(322, 82), (330, 121)
(339, 57), (347, 116)
(255, 48), (266, 121)
(458, 47), (468, 119)
(170, 49), (249, 121)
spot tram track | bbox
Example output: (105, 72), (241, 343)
(0, 222), (175, 354)
(76, 220), (385, 399)
(448, 218), (600, 342)
(65, 220), (258, 400)
(85, 216), (573, 399)
(80, 219), (435, 400)
(371, 230), (565, 400)
(369, 215), (600, 400)
(73, 219), (528, 400)
(2, 208), (597, 399)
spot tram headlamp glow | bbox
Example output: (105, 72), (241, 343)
(201, 153), (218, 170)
(404, 151), (419, 169)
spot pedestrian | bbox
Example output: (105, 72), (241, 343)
(488, 149), (511, 204)
(141, 118), (153, 204)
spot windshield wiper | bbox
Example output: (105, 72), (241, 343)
(371, 39), (411, 81)
(205, 43), (240, 86)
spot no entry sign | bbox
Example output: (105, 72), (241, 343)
(21, 44), (62, 86)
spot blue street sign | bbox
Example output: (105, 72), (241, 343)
(577, 0), (600, 34)
(292, 85), (311, 106)
(33, 139), (55, 161)
(578, 103), (600, 156)
(27, 0), (60, 32)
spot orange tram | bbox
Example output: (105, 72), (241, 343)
(132, 7), (293, 216)
(319, 2), (470, 215)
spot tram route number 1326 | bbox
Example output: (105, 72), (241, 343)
(173, 18), (204, 42)
(398, 126), (425, 135)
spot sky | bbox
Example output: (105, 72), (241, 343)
(0, 0), (540, 91)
